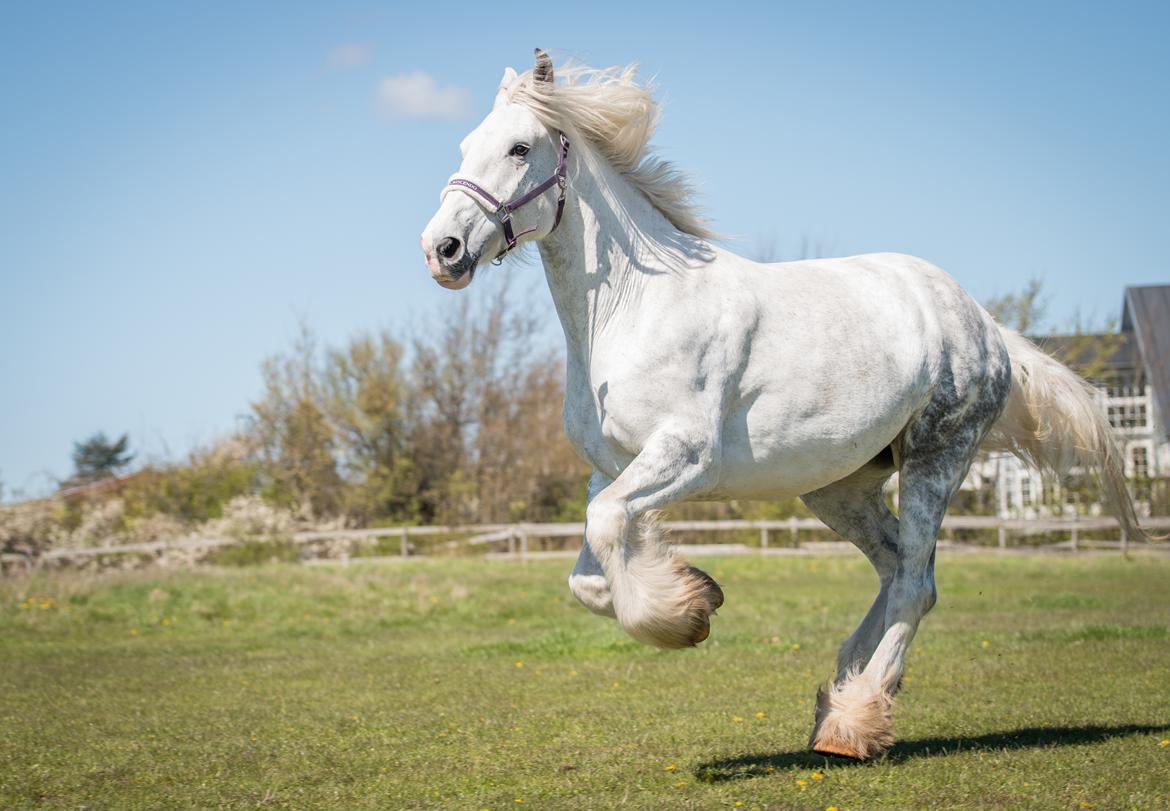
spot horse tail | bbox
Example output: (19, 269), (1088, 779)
(984, 327), (1159, 543)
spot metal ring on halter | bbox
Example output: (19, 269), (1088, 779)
(441, 132), (570, 263)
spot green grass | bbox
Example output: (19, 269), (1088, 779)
(2, 554), (1169, 810)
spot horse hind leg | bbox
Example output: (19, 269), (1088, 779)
(810, 368), (1008, 759)
(808, 460), (950, 761)
(800, 456), (899, 680)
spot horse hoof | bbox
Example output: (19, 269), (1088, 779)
(686, 565), (724, 610)
(811, 740), (865, 760)
(618, 560), (724, 649)
(808, 676), (894, 761)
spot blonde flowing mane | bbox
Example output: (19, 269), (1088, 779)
(506, 61), (715, 240)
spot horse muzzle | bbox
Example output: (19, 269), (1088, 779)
(421, 234), (477, 290)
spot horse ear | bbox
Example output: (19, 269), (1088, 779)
(533, 48), (553, 87)
(493, 67), (518, 109)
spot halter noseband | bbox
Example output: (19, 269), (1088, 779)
(440, 132), (570, 264)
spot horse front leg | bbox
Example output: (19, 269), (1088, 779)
(584, 430), (724, 649)
(568, 471), (616, 619)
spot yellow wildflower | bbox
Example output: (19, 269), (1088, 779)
(1160, 739), (1169, 746)
(515, 661), (524, 668)
(674, 780), (688, 788)
(791, 643), (801, 651)
(664, 764), (677, 772)
(811, 772), (824, 780)
(981, 639), (990, 649)
(733, 716), (744, 723)
(796, 779), (808, 786)
(754, 711), (766, 719)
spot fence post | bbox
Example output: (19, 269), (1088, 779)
(789, 516), (799, 549)
(519, 527), (529, 563)
(997, 523), (1006, 550)
(1070, 514), (1079, 552)
(1120, 525), (1128, 558)
(760, 526), (769, 551)
(400, 527), (409, 558)
(507, 530), (516, 557)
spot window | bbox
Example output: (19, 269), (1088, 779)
(1108, 402), (1148, 430)
(1131, 446), (1150, 479)
(1020, 476), (1032, 506)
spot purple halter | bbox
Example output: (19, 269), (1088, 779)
(442, 132), (570, 264)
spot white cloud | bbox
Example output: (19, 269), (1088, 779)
(327, 43), (372, 69)
(376, 71), (471, 121)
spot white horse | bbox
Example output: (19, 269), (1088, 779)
(420, 50), (1152, 760)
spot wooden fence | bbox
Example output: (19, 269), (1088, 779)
(4, 515), (1169, 572)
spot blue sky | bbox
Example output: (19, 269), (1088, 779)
(2, 1), (1168, 498)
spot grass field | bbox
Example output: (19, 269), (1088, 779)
(2, 553), (1168, 810)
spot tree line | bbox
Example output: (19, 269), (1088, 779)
(46, 283), (589, 537)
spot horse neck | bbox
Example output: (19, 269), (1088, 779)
(537, 149), (704, 360)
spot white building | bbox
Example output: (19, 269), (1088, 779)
(985, 285), (1170, 518)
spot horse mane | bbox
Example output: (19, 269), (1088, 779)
(506, 61), (715, 240)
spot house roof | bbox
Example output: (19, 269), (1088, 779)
(1030, 284), (1170, 440)
(1122, 285), (1170, 438)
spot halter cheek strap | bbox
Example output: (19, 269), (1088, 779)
(441, 132), (570, 264)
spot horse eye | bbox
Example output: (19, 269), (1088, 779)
(509, 143), (530, 158)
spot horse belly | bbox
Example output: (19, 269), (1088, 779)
(712, 389), (919, 499)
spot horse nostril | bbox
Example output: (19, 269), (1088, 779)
(437, 237), (461, 260)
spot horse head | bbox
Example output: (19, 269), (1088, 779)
(420, 49), (566, 290)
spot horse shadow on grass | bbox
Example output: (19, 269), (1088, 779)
(694, 724), (1169, 781)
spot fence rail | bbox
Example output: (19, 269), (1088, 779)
(5, 514), (1169, 573)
